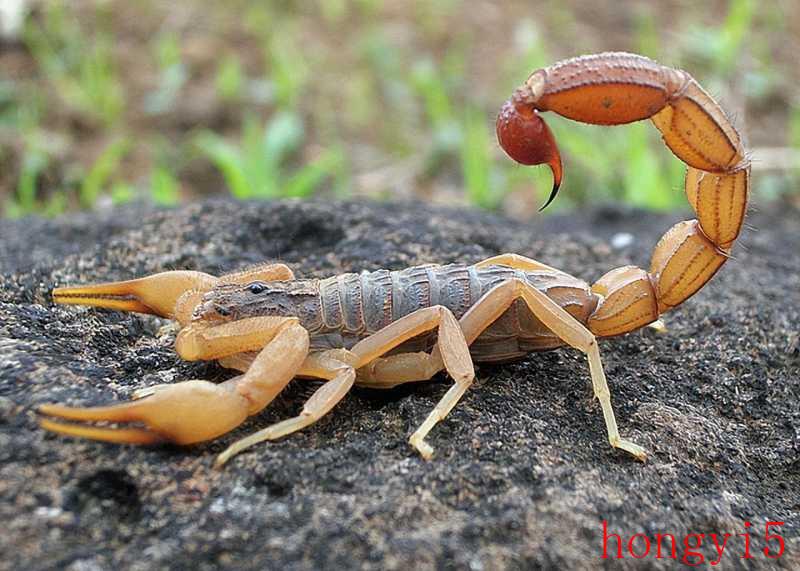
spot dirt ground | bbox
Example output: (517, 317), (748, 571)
(0, 198), (798, 569)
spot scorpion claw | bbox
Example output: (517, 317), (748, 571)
(38, 418), (162, 445)
(52, 270), (217, 319)
(38, 380), (251, 446)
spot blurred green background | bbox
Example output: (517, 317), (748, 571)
(0, 0), (798, 219)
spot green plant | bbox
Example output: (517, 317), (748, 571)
(410, 54), (517, 210)
(195, 112), (343, 199)
(545, 117), (685, 211)
(215, 55), (244, 102)
(145, 33), (188, 115)
(79, 138), (130, 207)
(634, 7), (660, 58)
(0, 81), (42, 129)
(150, 165), (181, 205)
(790, 104), (800, 150)
(356, 27), (416, 153)
(24, 3), (124, 126)
(265, 25), (309, 110)
(460, 106), (499, 209)
(410, 57), (460, 162)
(681, 0), (754, 74)
(110, 182), (135, 205)
(503, 18), (549, 87)
(4, 137), (70, 219)
(4, 0), (790, 218)
(319, 0), (347, 24)
(7, 145), (48, 217)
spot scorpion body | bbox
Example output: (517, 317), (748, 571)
(206, 264), (596, 365)
(39, 52), (750, 466)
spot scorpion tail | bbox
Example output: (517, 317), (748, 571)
(501, 52), (748, 337)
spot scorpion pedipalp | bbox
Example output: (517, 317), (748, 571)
(51, 270), (218, 320)
(39, 380), (252, 445)
(39, 316), (311, 450)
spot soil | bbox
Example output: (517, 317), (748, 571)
(0, 198), (798, 570)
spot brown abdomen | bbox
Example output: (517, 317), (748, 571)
(314, 264), (598, 361)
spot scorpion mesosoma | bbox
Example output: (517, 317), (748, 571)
(40, 52), (749, 466)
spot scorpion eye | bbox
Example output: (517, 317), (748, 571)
(247, 282), (267, 295)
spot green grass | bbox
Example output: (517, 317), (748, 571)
(265, 24), (310, 111)
(790, 105), (800, 150)
(149, 165), (181, 205)
(24, 3), (124, 126)
(79, 138), (129, 207)
(195, 112), (343, 199)
(215, 55), (244, 102)
(460, 106), (497, 209)
(681, 0), (754, 74)
(144, 33), (187, 115)
(6, 142), (48, 217)
(3, 118), (68, 218)
(2, 1), (797, 218)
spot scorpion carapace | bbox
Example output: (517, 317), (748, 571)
(40, 52), (749, 467)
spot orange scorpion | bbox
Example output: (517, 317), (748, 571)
(40, 53), (749, 466)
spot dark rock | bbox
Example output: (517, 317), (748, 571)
(1, 198), (798, 569)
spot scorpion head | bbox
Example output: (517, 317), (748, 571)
(192, 280), (317, 324)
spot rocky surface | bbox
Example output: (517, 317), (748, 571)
(1, 198), (798, 570)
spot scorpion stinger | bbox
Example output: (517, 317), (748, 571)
(496, 93), (563, 210)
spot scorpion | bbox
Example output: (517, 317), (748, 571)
(40, 52), (749, 467)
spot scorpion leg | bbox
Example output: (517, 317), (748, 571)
(355, 253), (559, 386)
(345, 306), (474, 459)
(474, 253), (559, 273)
(478, 254), (669, 334)
(218, 351), (259, 372)
(215, 350), (357, 467)
(39, 317), (309, 446)
(350, 306), (472, 379)
(403, 278), (645, 461)
(357, 352), (442, 388)
(466, 279), (644, 459)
